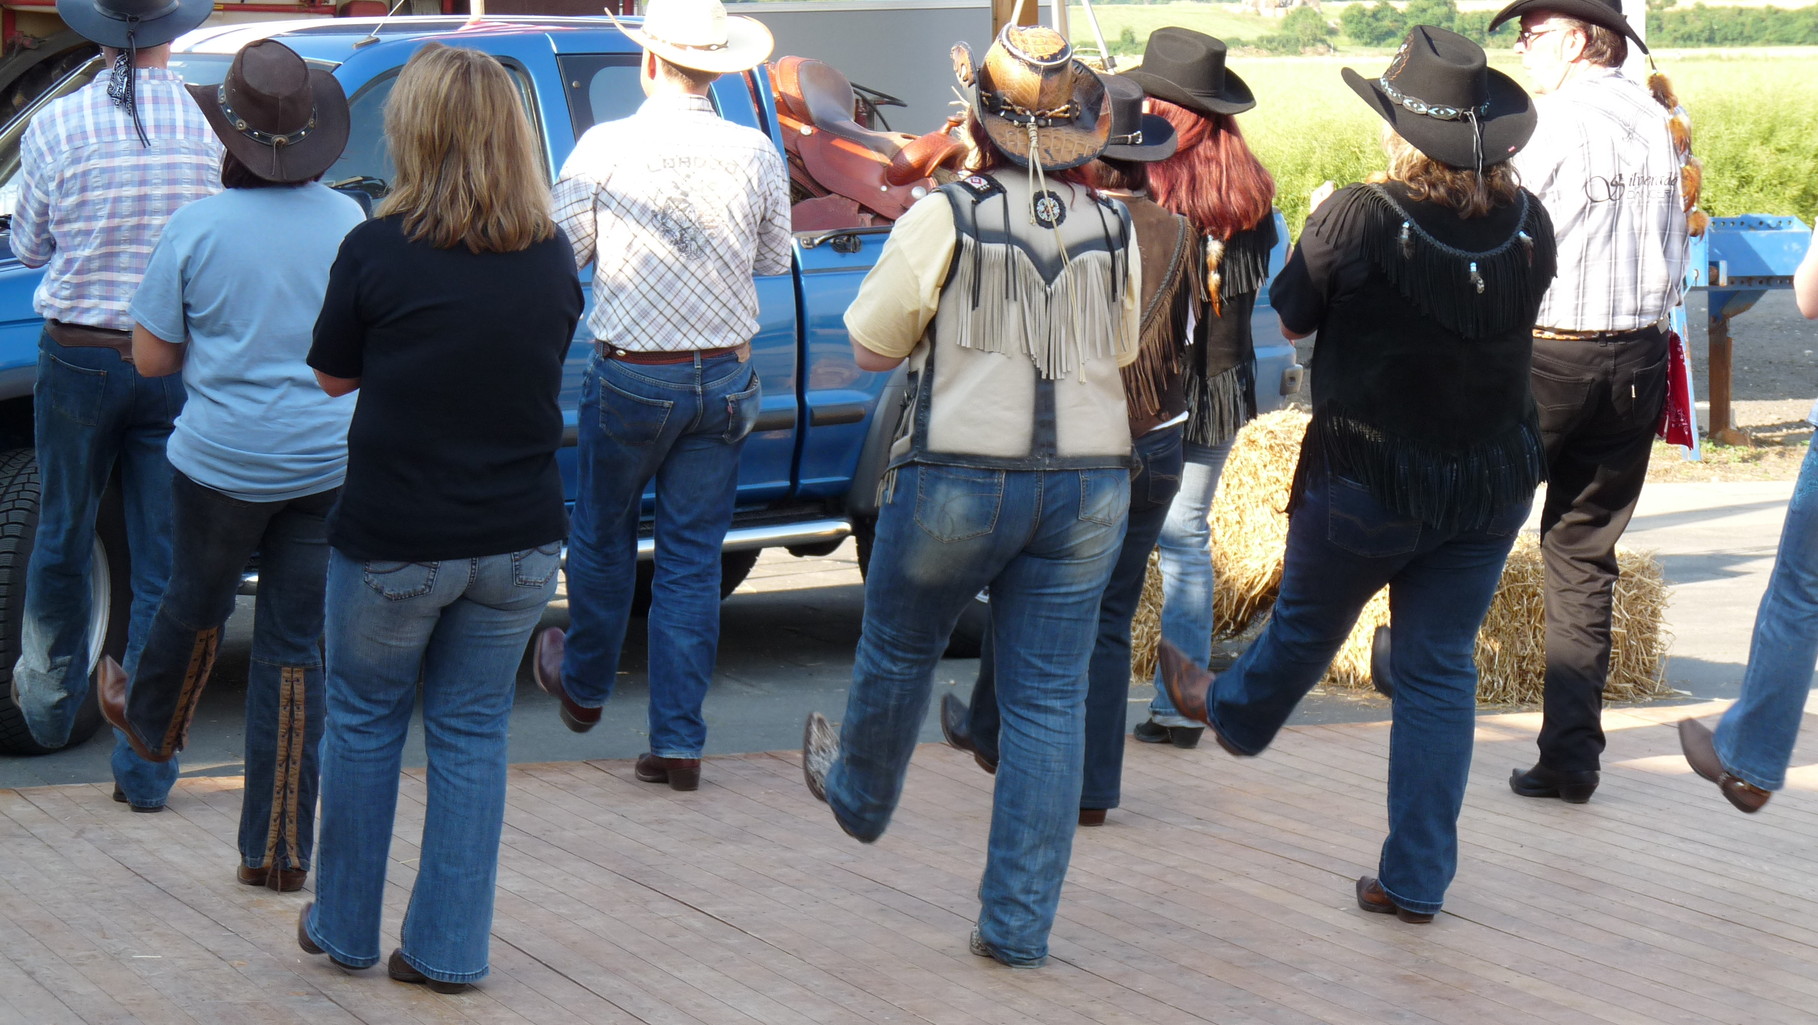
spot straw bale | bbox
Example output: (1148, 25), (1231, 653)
(1320, 534), (1673, 705)
(1209, 409), (1311, 638)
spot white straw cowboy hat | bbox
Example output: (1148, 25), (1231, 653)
(607, 0), (774, 75)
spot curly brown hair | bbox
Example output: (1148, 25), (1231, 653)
(1372, 130), (1521, 218)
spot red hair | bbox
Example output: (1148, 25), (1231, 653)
(1144, 98), (1275, 241)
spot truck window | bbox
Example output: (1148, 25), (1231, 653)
(557, 54), (712, 141)
(323, 56), (542, 198)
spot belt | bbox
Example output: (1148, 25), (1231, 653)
(1532, 322), (1665, 342)
(595, 340), (747, 364)
(45, 319), (134, 361)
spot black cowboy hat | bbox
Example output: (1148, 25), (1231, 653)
(1342, 25), (1536, 170)
(1123, 27), (1254, 118)
(1099, 75), (1177, 162)
(1489, 0), (1649, 53)
(188, 39), (350, 185)
(57, 0), (213, 50)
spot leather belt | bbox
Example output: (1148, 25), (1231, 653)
(45, 319), (134, 361)
(596, 340), (747, 364)
(1532, 322), (1664, 342)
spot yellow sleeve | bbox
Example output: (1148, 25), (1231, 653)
(844, 194), (957, 360)
(1115, 227), (1143, 368)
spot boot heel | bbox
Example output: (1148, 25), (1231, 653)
(1168, 726), (1203, 749)
(1557, 782), (1596, 804)
(668, 765), (701, 791)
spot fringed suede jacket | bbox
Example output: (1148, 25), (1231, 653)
(1103, 188), (1201, 439)
(1269, 181), (1558, 532)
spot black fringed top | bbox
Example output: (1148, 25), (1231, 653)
(1269, 181), (1558, 532)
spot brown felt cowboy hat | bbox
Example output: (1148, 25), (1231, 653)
(1342, 25), (1536, 170)
(952, 24), (1110, 172)
(58, 0), (213, 50)
(1489, 0), (1649, 53)
(188, 39), (350, 184)
(607, 0), (774, 75)
(1124, 27), (1255, 118)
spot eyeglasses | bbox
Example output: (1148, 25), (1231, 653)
(1515, 24), (1567, 48)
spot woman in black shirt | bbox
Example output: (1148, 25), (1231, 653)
(1160, 26), (1557, 923)
(297, 42), (583, 993)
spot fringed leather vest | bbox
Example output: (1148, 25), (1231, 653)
(1185, 217), (1276, 447)
(1110, 191), (1201, 438)
(1292, 182), (1558, 532)
(889, 173), (1137, 470)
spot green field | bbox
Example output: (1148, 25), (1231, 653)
(1073, 6), (1818, 235)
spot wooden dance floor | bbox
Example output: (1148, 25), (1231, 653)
(3, 697), (1816, 1025)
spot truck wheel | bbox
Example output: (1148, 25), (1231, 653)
(853, 519), (987, 659)
(0, 450), (130, 755)
(627, 548), (762, 616)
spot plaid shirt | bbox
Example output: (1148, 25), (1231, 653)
(9, 69), (221, 331)
(1513, 69), (1689, 333)
(551, 93), (791, 352)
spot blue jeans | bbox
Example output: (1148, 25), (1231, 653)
(1149, 439), (1234, 723)
(965, 426), (1184, 808)
(825, 462), (1128, 966)
(562, 352), (759, 758)
(1207, 469), (1527, 914)
(13, 330), (185, 807)
(306, 545), (560, 983)
(1715, 437), (1818, 791)
(121, 473), (333, 871)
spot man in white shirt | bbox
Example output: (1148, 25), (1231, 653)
(539, 0), (790, 792)
(1490, 0), (1690, 804)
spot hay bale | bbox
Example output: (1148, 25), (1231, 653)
(1319, 534), (1674, 705)
(1209, 409), (1311, 638)
(1128, 403), (1674, 705)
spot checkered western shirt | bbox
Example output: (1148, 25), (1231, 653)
(1513, 68), (1689, 333)
(551, 93), (791, 352)
(8, 69), (222, 332)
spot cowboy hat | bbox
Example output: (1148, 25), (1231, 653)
(1489, 0), (1649, 53)
(1342, 25), (1536, 170)
(1099, 75), (1176, 162)
(188, 39), (350, 185)
(952, 24), (1110, 172)
(1123, 27), (1254, 118)
(58, 0), (213, 50)
(607, 0), (774, 75)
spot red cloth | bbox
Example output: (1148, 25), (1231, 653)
(1657, 329), (1696, 448)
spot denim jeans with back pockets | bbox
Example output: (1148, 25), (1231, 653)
(307, 544), (560, 984)
(561, 351), (759, 758)
(13, 330), (185, 807)
(1207, 466), (1528, 915)
(826, 461), (1128, 967)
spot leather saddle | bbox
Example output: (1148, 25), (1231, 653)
(770, 56), (963, 231)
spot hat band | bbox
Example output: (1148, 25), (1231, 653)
(100, 0), (181, 23)
(217, 84), (316, 148)
(1378, 76), (1487, 122)
(1107, 129), (1144, 146)
(644, 28), (729, 53)
(982, 93), (1079, 127)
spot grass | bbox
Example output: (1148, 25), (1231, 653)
(1070, 5), (1818, 237)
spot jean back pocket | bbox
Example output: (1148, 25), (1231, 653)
(362, 560), (438, 601)
(1325, 476), (1422, 558)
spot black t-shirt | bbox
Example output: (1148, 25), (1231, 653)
(308, 216), (583, 561)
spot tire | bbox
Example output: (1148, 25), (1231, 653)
(0, 450), (130, 755)
(628, 548), (763, 616)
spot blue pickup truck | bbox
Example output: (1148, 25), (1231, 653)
(0, 14), (1298, 753)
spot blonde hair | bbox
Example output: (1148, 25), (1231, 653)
(376, 43), (554, 253)
(1371, 129), (1520, 219)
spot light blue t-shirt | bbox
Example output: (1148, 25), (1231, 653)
(133, 184), (364, 501)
